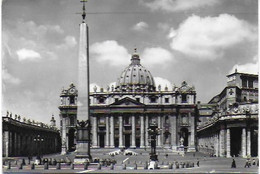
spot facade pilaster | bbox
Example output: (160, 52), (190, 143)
(131, 115), (136, 148)
(247, 129), (251, 157)
(110, 116), (115, 148)
(61, 116), (67, 155)
(119, 116), (124, 148)
(170, 115), (177, 150)
(242, 128), (246, 158)
(226, 128), (231, 158)
(140, 115), (145, 148)
(105, 116), (110, 148)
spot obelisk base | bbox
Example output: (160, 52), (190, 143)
(74, 142), (92, 164)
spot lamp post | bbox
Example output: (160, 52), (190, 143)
(34, 135), (44, 163)
(148, 122), (160, 161)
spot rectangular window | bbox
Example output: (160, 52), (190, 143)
(70, 96), (75, 104)
(248, 80), (253, 88)
(181, 94), (187, 103)
(165, 98), (169, 103)
(242, 79), (247, 88)
(115, 98), (119, 102)
(150, 98), (156, 103)
(136, 98), (140, 102)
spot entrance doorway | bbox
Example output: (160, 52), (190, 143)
(114, 138), (119, 148)
(99, 134), (105, 148)
(231, 128), (242, 157)
(136, 137), (140, 148)
(125, 134), (130, 148)
(180, 128), (189, 146)
(68, 129), (76, 152)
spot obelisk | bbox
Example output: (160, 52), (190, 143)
(74, 0), (92, 163)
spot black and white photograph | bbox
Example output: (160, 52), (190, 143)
(2, 0), (259, 173)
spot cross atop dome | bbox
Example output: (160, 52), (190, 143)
(131, 48), (140, 65)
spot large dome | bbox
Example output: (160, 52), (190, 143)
(115, 50), (156, 92)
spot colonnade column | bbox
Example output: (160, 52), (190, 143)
(157, 116), (162, 147)
(140, 115), (145, 148)
(110, 116), (115, 148)
(226, 128), (231, 158)
(92, 116), (98, 148)
(119, 116), (124, 148)
(219, 128), (225, 157)
(242, 128), (246, 158)
(105, 116), (110, 148)
(215, 134), (219, 157)
(3, 131), (9, 157)
(247, 129), (251, 157)
(145, 115), (149, 147)
(131, 115), (136, 148)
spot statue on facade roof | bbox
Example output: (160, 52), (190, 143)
(6, 111), (9, 117)
(158, 85), (161, 91)
(18, 115), (21, 121)
(111, 85), (114, 92)
(93, 85), (97, 92)
(107, 85), (110, 92)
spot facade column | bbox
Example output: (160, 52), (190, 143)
(145, 115), (149, 147)
(157, 116), (162, 147)
(170, 115), (177, 150)
(110, 116), (115, 148)
(219, 128), (225, 157)
(92, 116), (98, 148)
(188, 114), (195, 152)
(247, 129), (251, 157)
(119, 116), (124, 148)
(14, 132), (17, 156)
(226, 128), (231, 158)
(17, 133), (21, 156)
(242, 128), (247, 158)
(140, 115), (145, 148)
(131, 115), (136, 148)
(105, 116), (110, 148)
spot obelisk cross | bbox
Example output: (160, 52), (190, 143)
(80, 0), (87, 20)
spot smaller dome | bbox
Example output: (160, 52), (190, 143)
(115, 49), (155, 92)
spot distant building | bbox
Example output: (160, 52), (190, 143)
(2, 114), (61, 157)
(197, 71), (258, 157)
(59, 51), (198, 154)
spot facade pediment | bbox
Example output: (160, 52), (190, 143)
(110, 97), (144, 106)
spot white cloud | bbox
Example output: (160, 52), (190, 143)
(56, 36), (77, 49)
(2, 69), (21, 85)
(90, 40), (130, 66)
(154, 77), (172, 90)
(169, 14), (257, 60)
(16, 48), (41, 61)
(133, 21), (149, 31)
(229, 55), (258, 74)
(141, 47), (174, 67)
(142, 0), (218, 12)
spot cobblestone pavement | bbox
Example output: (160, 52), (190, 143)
(2, 151), (259, 173)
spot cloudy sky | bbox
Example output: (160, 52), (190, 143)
(2, 0), (258, 125)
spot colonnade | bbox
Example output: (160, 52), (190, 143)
(198, 127), (252, 157)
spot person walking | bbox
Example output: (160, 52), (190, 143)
(231, 159), (236, 168)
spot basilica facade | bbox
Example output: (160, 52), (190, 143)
(59, 51), (198, 154)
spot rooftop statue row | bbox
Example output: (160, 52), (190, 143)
(91, 81), (195, 93)
(4, 111), (57, 130)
